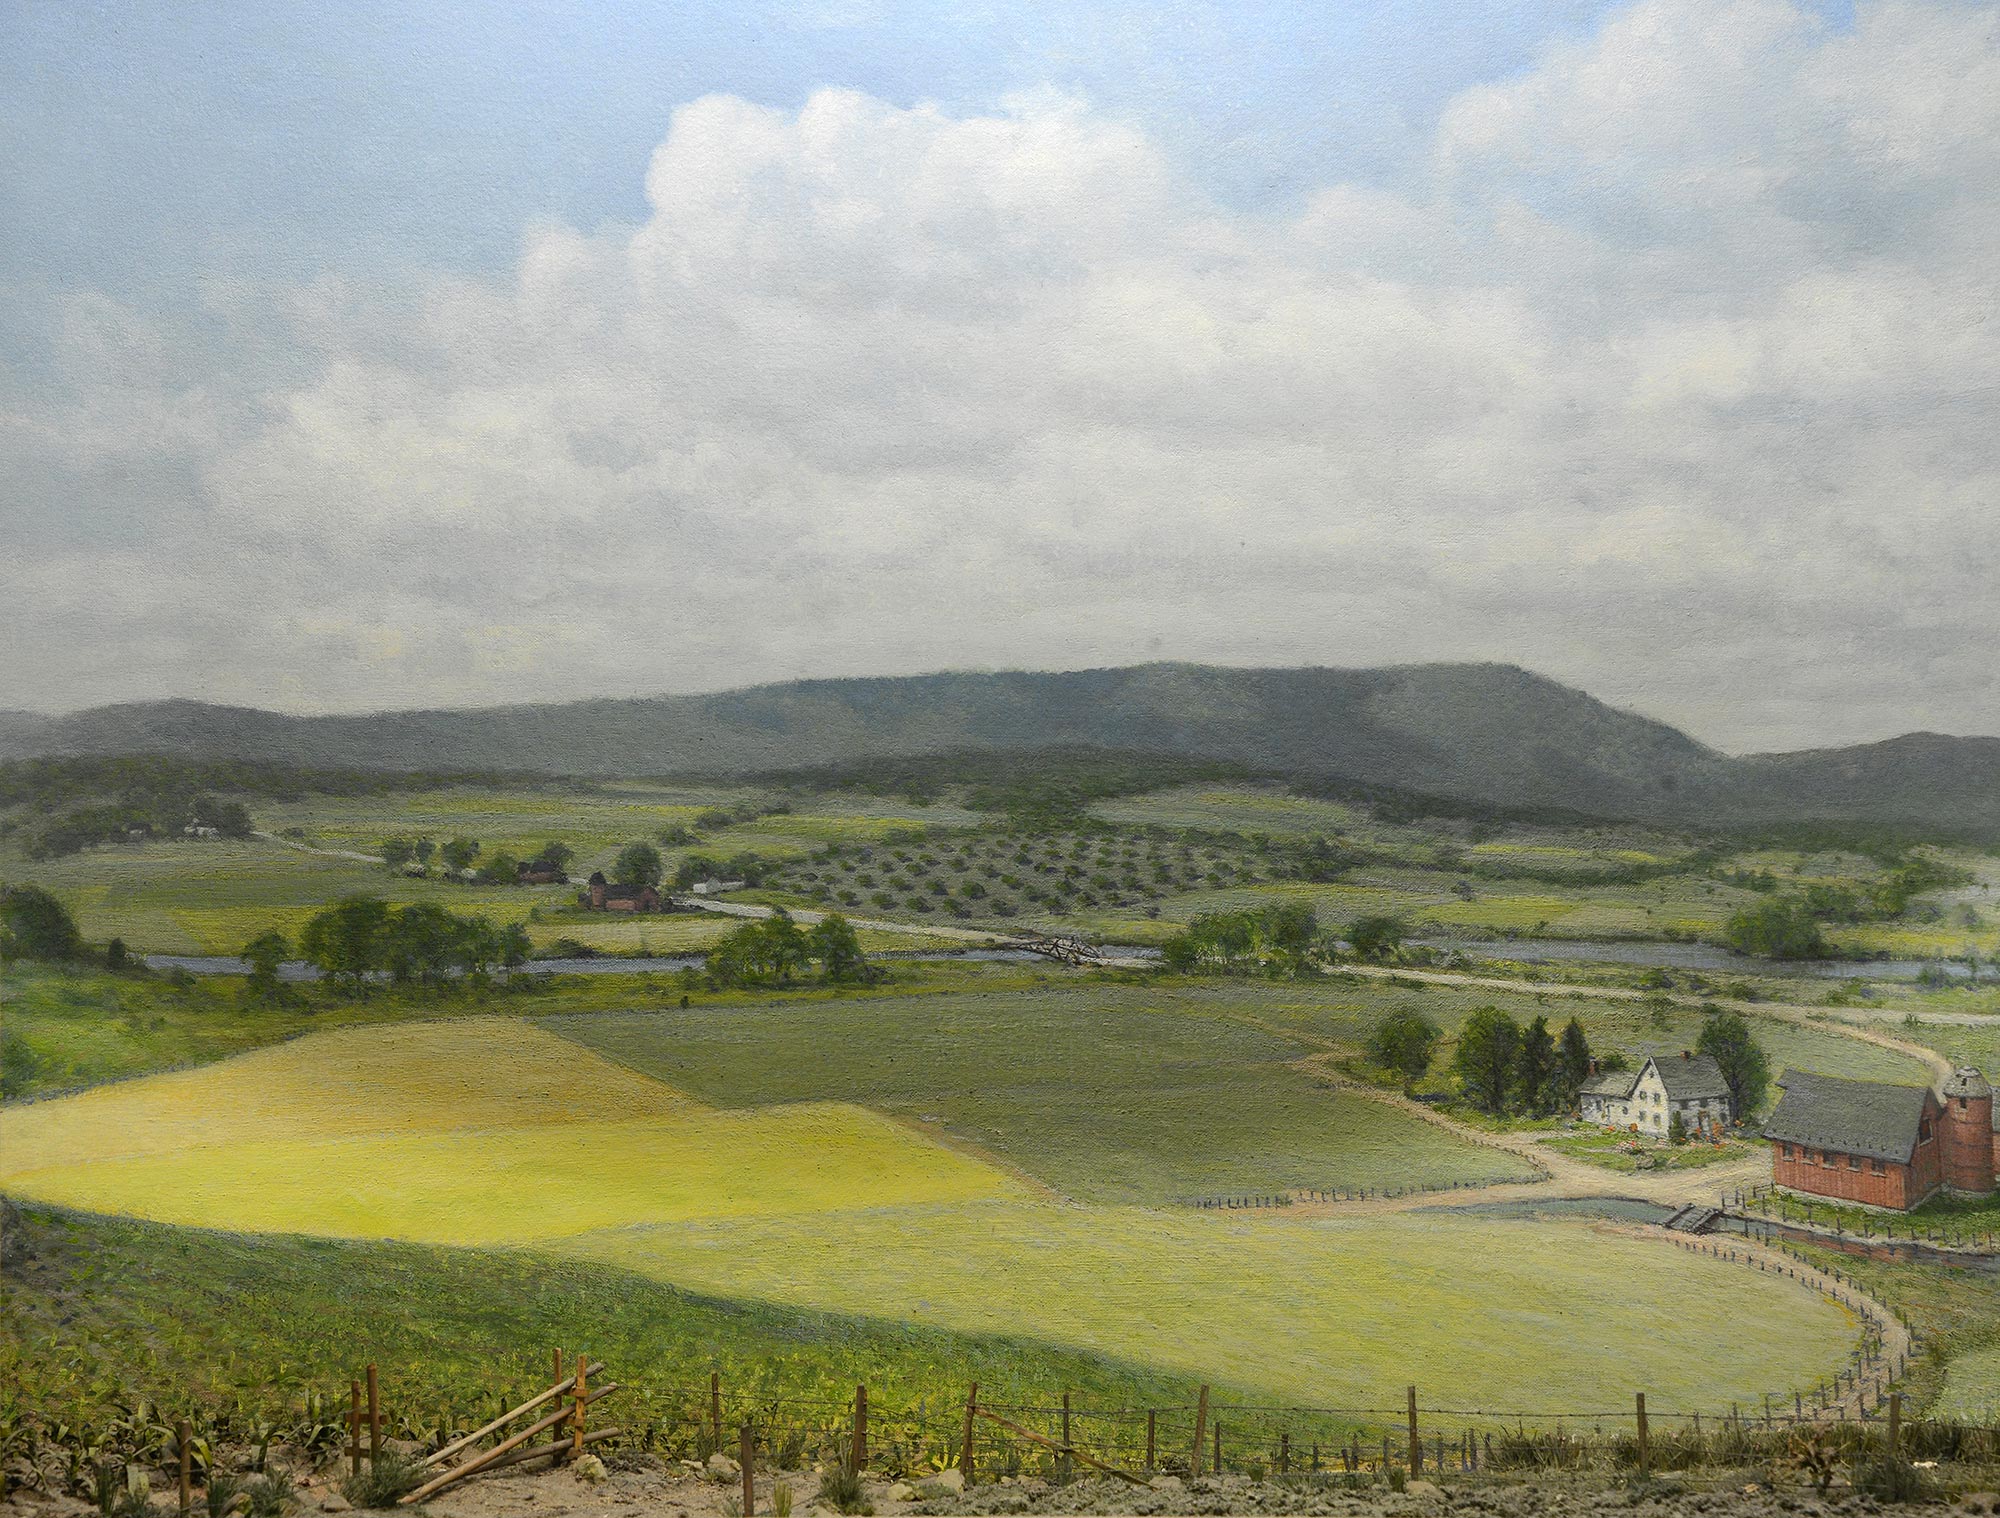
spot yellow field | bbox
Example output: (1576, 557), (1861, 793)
(0, 1015), (1865, 1411)
(0, 1020), (1027, 1244)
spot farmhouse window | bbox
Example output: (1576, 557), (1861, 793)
(1871, 1158), (1886, 1174)
(1847, 1154), (1860, 1170)
(1920, 1119), (1933, 1143)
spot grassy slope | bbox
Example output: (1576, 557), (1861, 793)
(0, 1021), (1021, 1242)
(574, 1202), (1857, 1415)
(0, 1202), (1199, 1454)
(545, 987), (1536, 1203)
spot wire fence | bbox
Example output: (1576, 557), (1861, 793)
(592, 1376), (2000, 1482)
(1729, 1185), (2000, 1255)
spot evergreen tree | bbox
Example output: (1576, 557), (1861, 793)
(1556, 1017), (1593, 1110)
(1696, 1008), (1770, 1117)
(1513, 1014), (1558, 1116)
(1453, 1006), (1522, 1115)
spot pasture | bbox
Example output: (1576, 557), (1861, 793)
(0, 1018), (1861, 1420)
(548, 987), (1539, 1204)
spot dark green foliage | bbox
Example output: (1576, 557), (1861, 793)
(614, 841), (664, 887)
(440, 836), (481, 875)
(380, 837), (417, 871)
(1696, 1008), (1770, 1115)
(817, 1457), (872, 1515)
(297, 896), (392, 991)
(536, 840), (575, 872)
(1556, 1018), (1593, 1110)
(1344, 915), (1405, 962)
(805, 914), (872, 984)
(241, 931), (290, 998)
(706, 910), (811, 986)
(1365, 1007), (1439, 1086)
(1162, 904), (1319, 976)
(0, 883), (85, 962)
(1724, 897), (1830, 958)
(1453, 1006), (1522, 1115)
(1513, 1014), (1557, 1116)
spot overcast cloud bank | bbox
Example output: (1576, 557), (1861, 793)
(2, 0), (1995, 751)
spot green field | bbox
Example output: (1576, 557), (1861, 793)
(0, 1017), (1859, 1421)
(548, 987), (1538, 1203)
(572, 1201), (1855, 1414)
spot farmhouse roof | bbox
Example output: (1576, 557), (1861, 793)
(1763, 1070), (1935, 1164)
(1580, 1069), (1637, 1098)
(1647, 1052), (1730, 1103)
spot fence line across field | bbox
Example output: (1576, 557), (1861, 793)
(287, 1355), (2000, 1517)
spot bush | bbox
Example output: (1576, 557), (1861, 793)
(817, 1458), (872, 1516)
(341, 1451), (425, 1509)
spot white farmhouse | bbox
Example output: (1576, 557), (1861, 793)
(1577, 1051), (1732, 1138)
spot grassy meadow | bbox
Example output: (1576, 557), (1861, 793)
(2, 1018), (1859, 1423)
(548, 987), (1539, 1203)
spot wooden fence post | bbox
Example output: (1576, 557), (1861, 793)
(349, 1381), (363, 1477)
(1888, 1392), (1901, 1455)
(573, 1350), (587, 1461)
(1279, 1431), (1289, 1476)
(852, 1384), (868, 1472)
(740, 1424), (755, 1518)
(1190, 1386), (1209, 1477)
(177, 1420), (191, 1517)
(1635, 1393), (1649, 1478)
(1145, 1411), (1156, 1473)
(1407, 1387), (1421, 1475)
(959, 1384), (979, 1481)
(554, 1351), (567, 1453)
(367, 1365), (381, 1467)
(711, 1372), (724, 1455)
(1061, 1392), (1073, 1483)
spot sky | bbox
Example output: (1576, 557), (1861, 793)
(1, 0), (1994, 752)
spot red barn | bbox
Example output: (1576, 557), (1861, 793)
(580, 871), (663, 913)
(1763, 1066), (1996, 1211)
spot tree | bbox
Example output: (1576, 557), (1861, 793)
(380, 837), (417, 872)
(615, 841), (665, 889)
(298, 896), (390, 992)
(441, 836), (482, 876)
(1513, 1014), (1558, 1116)
(1668, 1110), (1688, 1146)
(412, 836), (436, 869)
(1724, 898), (1828, 959)
(475, 851), (521, 886)
(381, 902), (460, 985)
(0, 885), (84, 962)
(1696, 1008), (1769, 1117)
(1556, 1018), (1593, 1110)
(498, 922), (532, 972)
(1453, 1006), (1522, 1115)
(1366, 1007), (1440, 1087)
(806, 913), (870, 984)
(536, 841), (575, 872)
(242, 930), (290, 998)
(1346, 915), (1406, 962)
(105, 936), (130, 971)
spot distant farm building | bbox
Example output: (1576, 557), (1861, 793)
(517, 860), (567, 886)
(1763, 1066), (1997, 1210)
(580, 871), (664, 913)
(1577, 1051), (1731, 1138)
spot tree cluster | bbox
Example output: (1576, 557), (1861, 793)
(0, 884), (86, 962)
(704, 910), (874, 988)
(1160, 903), (1321, 976)
(1451, 1009), (1595, 1117)
(290, 896), (531, 993)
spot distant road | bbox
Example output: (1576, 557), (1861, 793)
(254, 830), (385, 865)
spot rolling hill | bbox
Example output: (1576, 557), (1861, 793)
(3, 663), (1995, 833)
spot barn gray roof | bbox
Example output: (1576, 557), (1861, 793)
(1649, 1053), (1731, 1103)
(1580, 1069), (1638, 1099)
(1762, 1070), (1935, 1164)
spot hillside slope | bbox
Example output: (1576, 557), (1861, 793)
(4, 664), (1995, 831)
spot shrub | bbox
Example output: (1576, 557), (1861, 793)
(818, 1458), (872, 1516)
(341, 1451), (425, 1509)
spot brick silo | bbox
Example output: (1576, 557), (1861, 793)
(1940, 1066), (1996, 1196)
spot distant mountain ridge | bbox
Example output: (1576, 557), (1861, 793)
(3, 663), (1995, 833)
